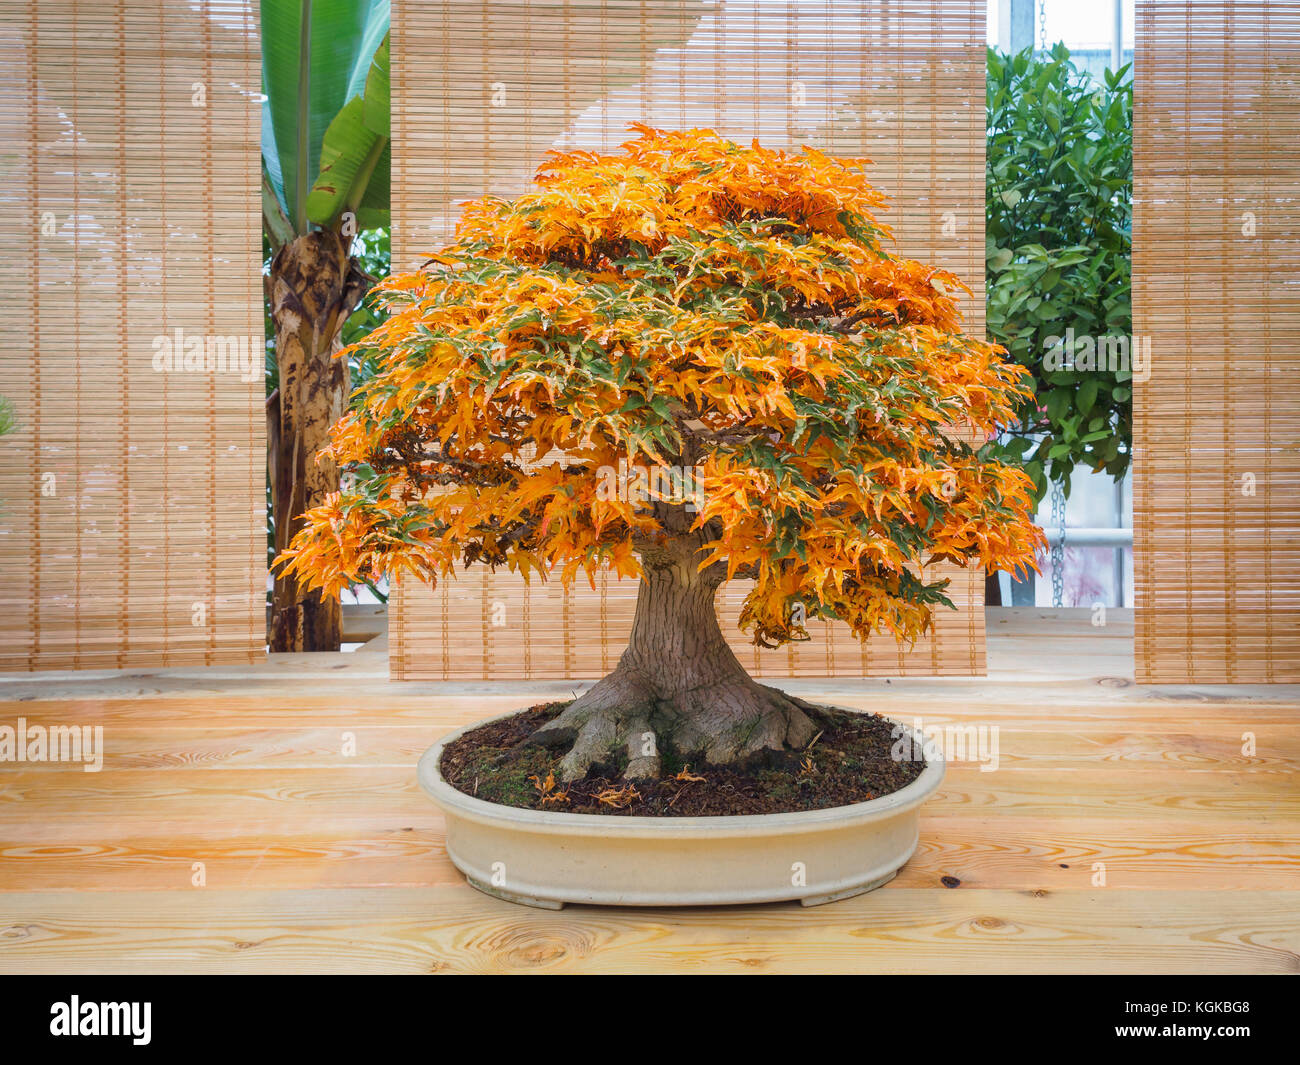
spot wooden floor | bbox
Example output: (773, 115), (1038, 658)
(1, 608), (1297, 974)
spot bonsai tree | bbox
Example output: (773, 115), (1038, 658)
(278, 126), (1043, 781)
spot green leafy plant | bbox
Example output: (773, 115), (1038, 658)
(260, 0), (390, 650)
(261, 0), (390, 242)
(986, 45), (1132, 501)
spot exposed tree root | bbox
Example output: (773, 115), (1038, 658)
(528, 668), (827, 781)
(527, 528), (830, 781)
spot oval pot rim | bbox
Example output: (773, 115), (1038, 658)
(418, 705), (945, 838)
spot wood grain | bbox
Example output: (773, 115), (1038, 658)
(1, 888), (1296, 974)
(0, 609), (1297, 973)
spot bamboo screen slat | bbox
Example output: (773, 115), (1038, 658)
(0, 1), (264, 670)
(389, 0), (987, 680)
(1133, 1), (1300, 683)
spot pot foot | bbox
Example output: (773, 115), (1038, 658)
(799, 870), (897, 907)
(466, 875), (565, 910)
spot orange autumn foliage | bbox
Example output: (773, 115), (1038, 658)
(277, 125), (1044, 647)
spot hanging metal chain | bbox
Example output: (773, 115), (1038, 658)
(1049, 479), (1066, 607)
(1039, 0), (1048, 53)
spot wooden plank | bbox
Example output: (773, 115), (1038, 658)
(3, 820), (1297, 893)
(5, 684), (1300, 726)
(0, 887), (1295, 974)
(3, 724), (1293, 772)
(0, 610), (1296, 973)
(1, 765), (1295, 826)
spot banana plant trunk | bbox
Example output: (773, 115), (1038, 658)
(268, 229), (369, 652)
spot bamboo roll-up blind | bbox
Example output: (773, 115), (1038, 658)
(0, 1), (265, 670)
(1133, 1), (1300, 683)
(389, 0), (987, 680)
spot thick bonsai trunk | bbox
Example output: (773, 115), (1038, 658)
(529, 535), (823, 780)
(268, 230), (369, 652)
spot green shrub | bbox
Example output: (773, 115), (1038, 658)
(986, 45), (1132, 501)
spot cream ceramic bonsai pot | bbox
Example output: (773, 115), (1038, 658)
(418, 709), (945, 909)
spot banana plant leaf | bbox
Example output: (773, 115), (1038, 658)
(261, 0), (389, 235)
(304, 33), (390, 229)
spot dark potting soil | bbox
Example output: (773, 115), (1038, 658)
(438, 701), (926, 817)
